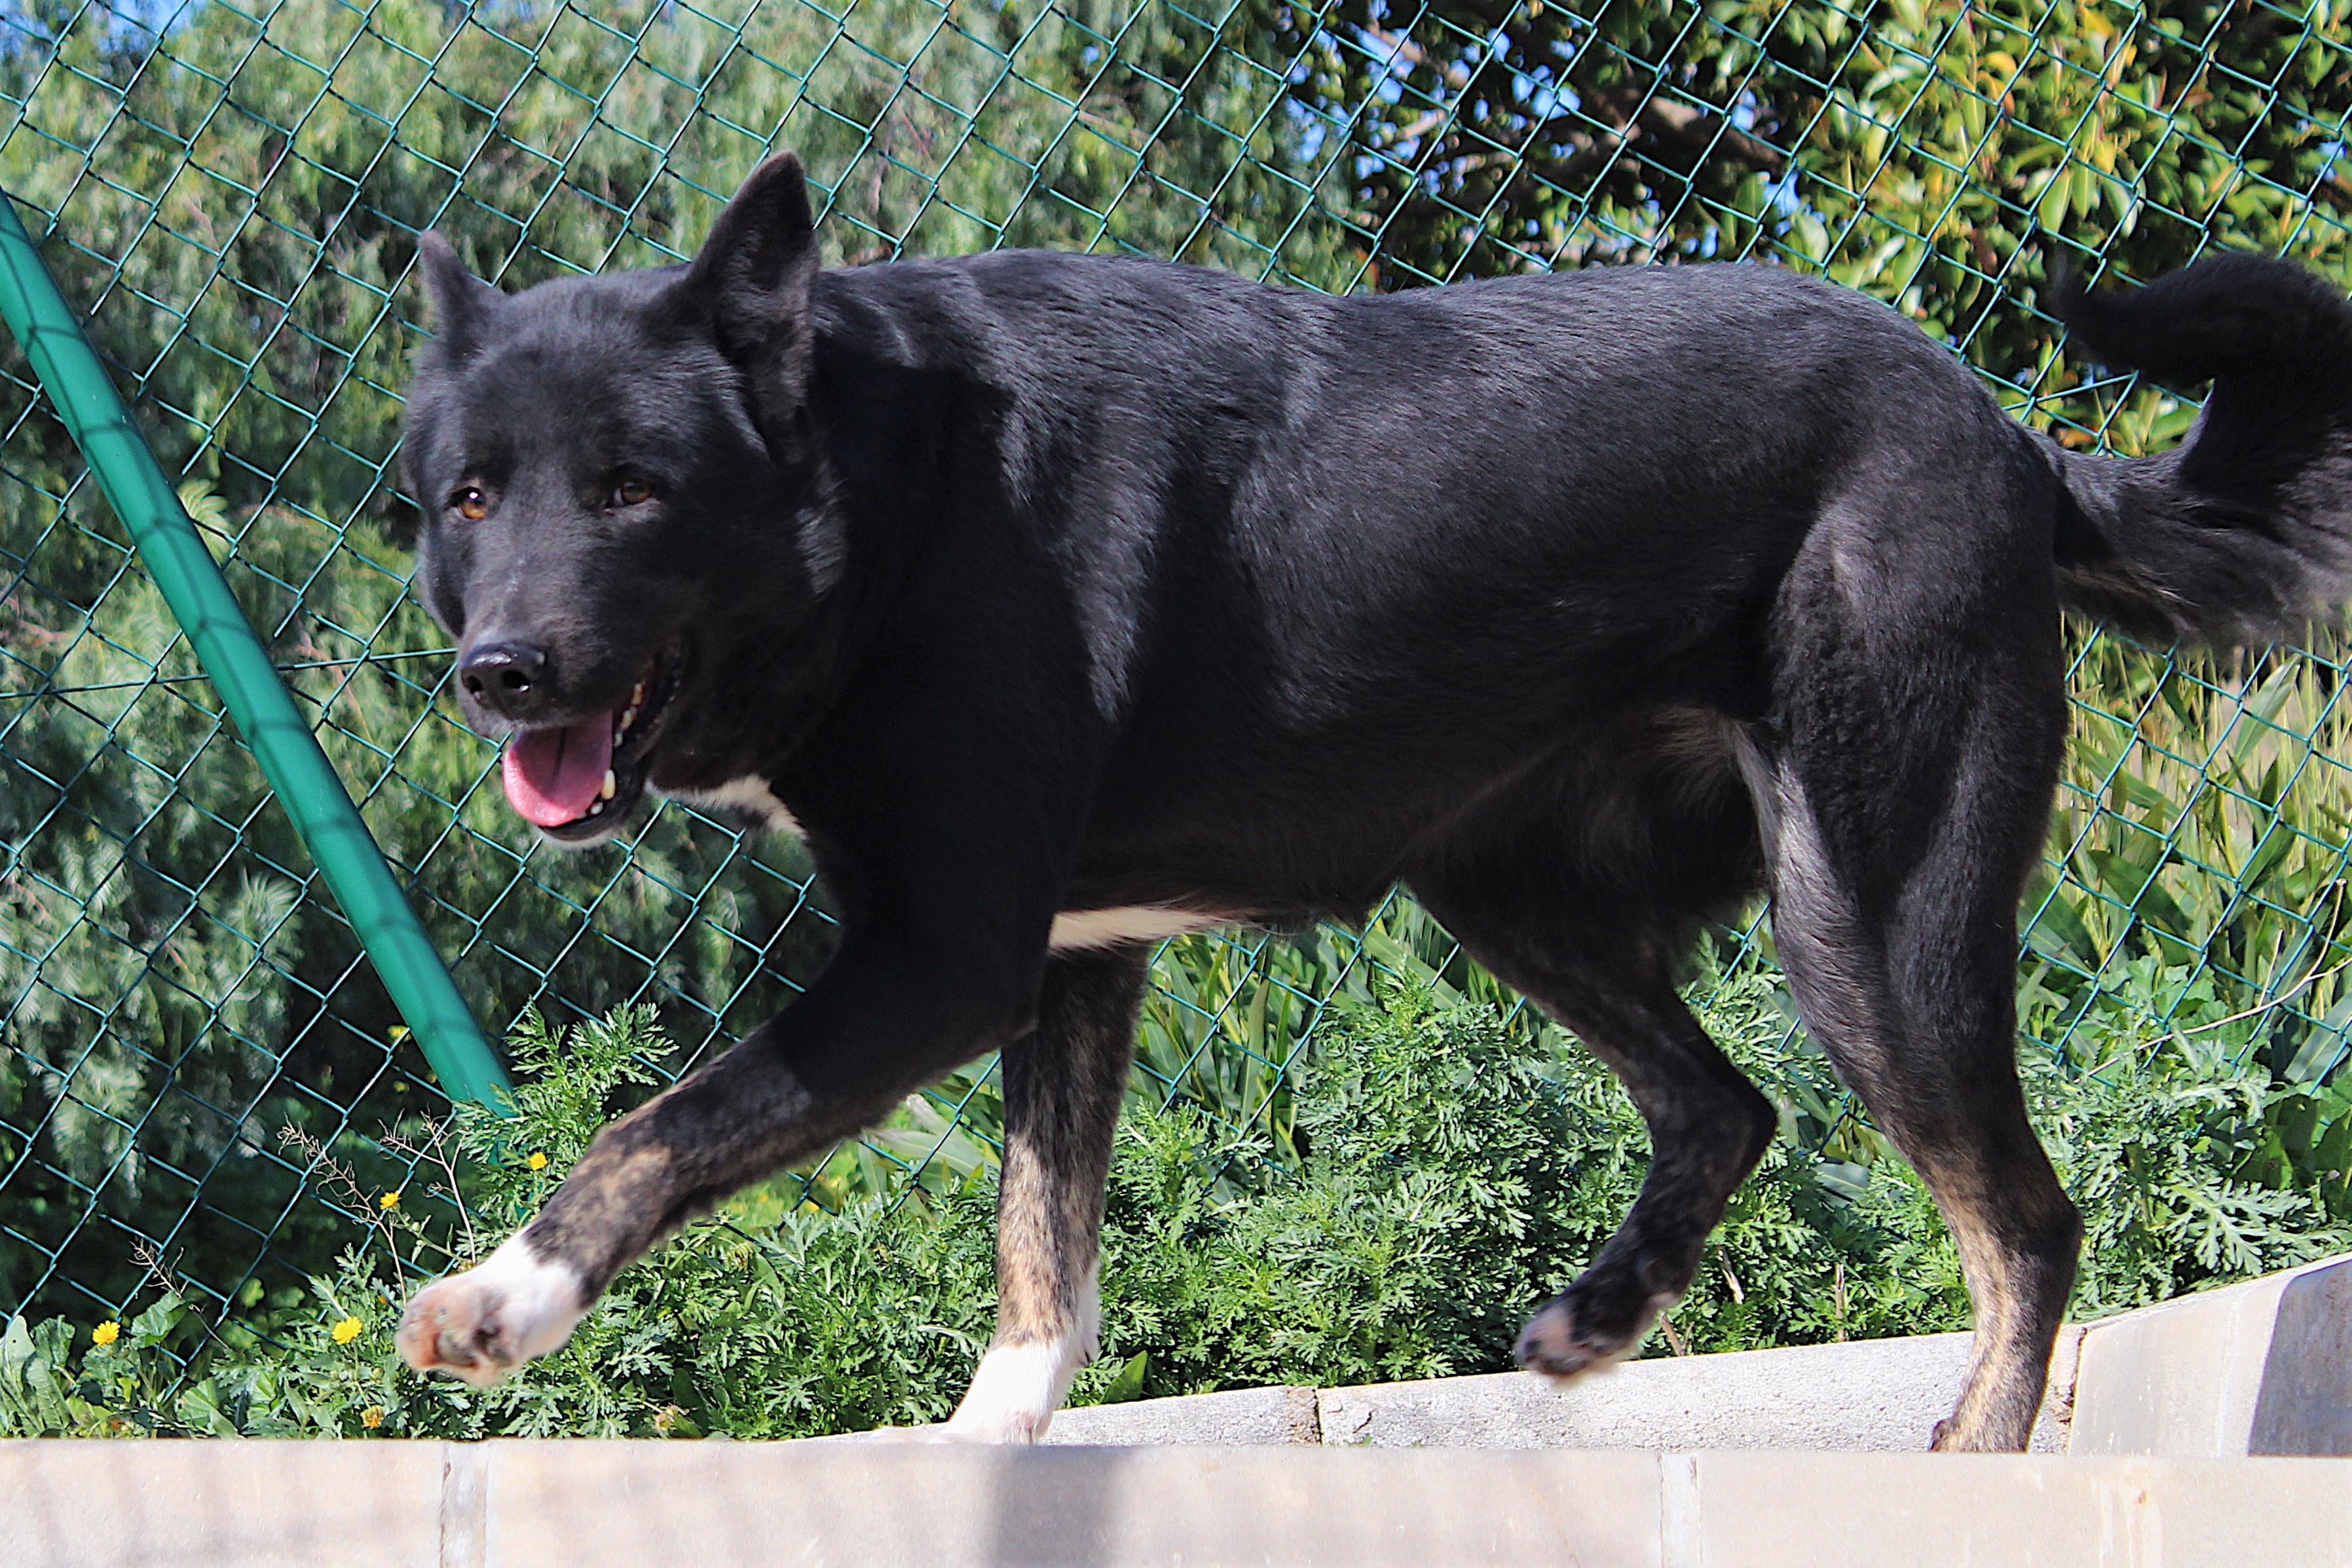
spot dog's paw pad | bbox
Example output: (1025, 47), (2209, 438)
(1516, 1300), (1608, 1381)
(397, 1275), (518, 1389)
(396, 1234), (588, 1389)
(1514, 1291), (1660, 1384)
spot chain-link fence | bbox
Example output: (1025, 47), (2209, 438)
(3, 0), (2350, 1347)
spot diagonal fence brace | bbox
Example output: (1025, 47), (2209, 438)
(0, 191), (512, 1114)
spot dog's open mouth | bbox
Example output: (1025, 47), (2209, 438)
(500, 650), (685, 840)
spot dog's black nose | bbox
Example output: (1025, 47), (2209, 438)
(459, 640), (549, 717)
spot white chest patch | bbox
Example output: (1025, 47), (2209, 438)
(1048, 905), (1223, 951)
(665, 776), (803, 837)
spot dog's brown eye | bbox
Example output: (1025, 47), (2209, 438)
(612, 479), (652, 508)
(453, 487), (489, 521)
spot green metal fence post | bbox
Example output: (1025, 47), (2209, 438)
(0, 191), (512, 1113)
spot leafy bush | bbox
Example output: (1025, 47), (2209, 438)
(7, 967), (2345, 1440)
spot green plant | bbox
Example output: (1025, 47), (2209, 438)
(7, 969), (2345, 1440)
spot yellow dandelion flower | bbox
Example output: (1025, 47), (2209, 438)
(527, 1151), (549, 1171)
(91, 1320), (121, 1347)
(331, 1315), (364, 1344)
(361, 1406), (384, 1430)
(379, 1191), (401, 1211)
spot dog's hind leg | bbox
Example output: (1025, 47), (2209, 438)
(1752, 741), (2080, 1451)
(1750, 487), (2081, 1451)
(1414, 874), (1778, 1379)
(943, 946), (1147, 1442)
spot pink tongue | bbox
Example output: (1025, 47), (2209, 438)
(502, 715), (616, 827)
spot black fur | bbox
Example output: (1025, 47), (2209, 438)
(396, 153), (2352, 1449)
(2051, 254), (2352, 643)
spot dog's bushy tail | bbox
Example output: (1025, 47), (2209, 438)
(2045, 254), (2352, 646)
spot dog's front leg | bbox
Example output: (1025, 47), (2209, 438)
(397, 934), (1037, 1389)
(944, 946), (1148, 1442)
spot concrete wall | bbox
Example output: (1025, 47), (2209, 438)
(5, 1257), (2345, 1567)
(2072, 1252), (2352, 1457)
(5, 1440), (2348, 1568)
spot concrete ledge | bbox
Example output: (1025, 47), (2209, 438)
(0, 1440), (446, 1568)
(1317, 1329), (2079, 1453)
(1045, 1383), (1320, 1446)
(5, 1441), (2347, 1567)
(1028, 1329), (2080, 1452)
(2072, 1252), (2352, 1457)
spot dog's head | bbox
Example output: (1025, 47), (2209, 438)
(400, 153), (828, 845)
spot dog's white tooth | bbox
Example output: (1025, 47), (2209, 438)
(631, 681), (646, 707)
(599, 770), (616, 800)
(586, 800), (603, 817)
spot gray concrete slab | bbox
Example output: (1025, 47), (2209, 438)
(1316, 1328), (2080, 1452)
(477, 1442), (1666, 1567)
(0, 1438), (447, 1568)
(1683, 1451), (2352, 1567)
(7, 1442), (2348, 1567)
(2072, 1253), (2352, 1457)
(823, 1383), (1322, 1446)
(1045, 1383), (1320, 1446)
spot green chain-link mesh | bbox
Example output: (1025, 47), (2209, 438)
(3, 0), (2349, 1343)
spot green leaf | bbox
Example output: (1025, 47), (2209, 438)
(1101, 1351), (1150, 1405)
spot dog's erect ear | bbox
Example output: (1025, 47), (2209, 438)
(416, 233), (502, 358)
(670, 151), (820, 460)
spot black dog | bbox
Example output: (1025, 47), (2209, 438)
(394, 151), (2352, 1449)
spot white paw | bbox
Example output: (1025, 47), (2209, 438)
(943, 1336), (1090, 1444)
(396, 1230), (588, 1389)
